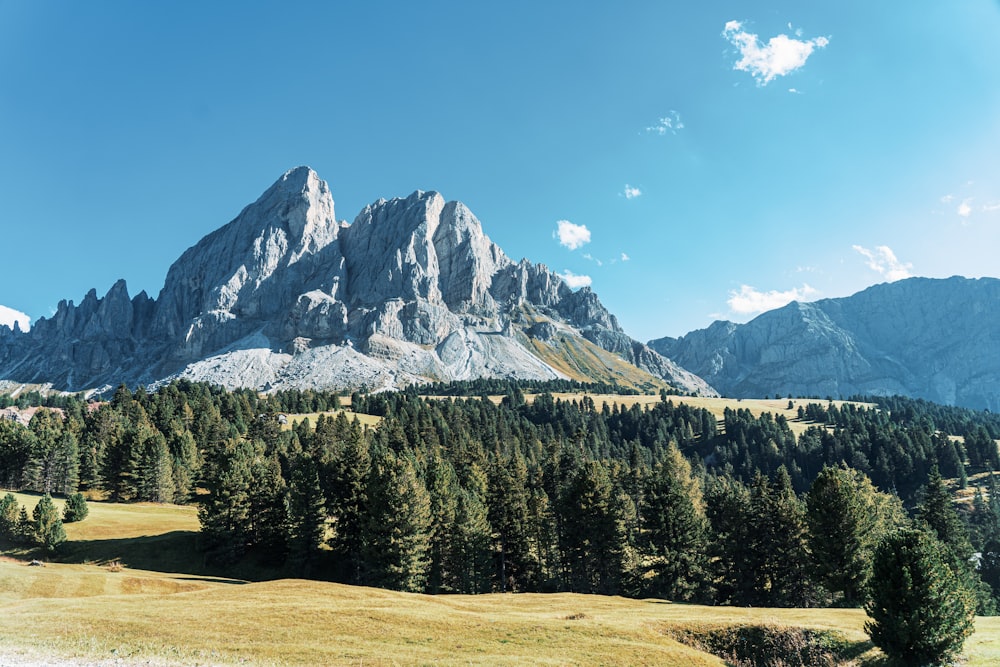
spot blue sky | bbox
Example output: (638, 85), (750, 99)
(1, 1), (999, 341)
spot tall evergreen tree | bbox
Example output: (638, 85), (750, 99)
(0, 493), (20, 541)
(918, 466), (974, 563)
(286, 456), (327, 577)
(360, 448), (431, 592)
(865, 528), (976, 666)
(198, 439), (255, 565)
(325, 423), (370, 584)
(559, 460), (630, 595)
(137, 430), (174, 503)
(488, 451), (541, 592)
(806, 466), (904, 605)
(638, 446), (709, 602)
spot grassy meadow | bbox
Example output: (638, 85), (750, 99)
(2, 552), (999, 666)
(0, 393), (992, 666)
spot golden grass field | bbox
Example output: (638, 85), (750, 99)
(2, 490), (998, 666)
(0, 393), (993, 666)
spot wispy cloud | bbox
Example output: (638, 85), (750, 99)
(957, 199), (973, 218)
(0, 304), (30, 331)
(853, 245), (913, 281)
(554, 220), (591, 250)
(723, 20), (829, 85)
(646, 110), (684, 135)
(623, 184), (642, 200)
(727, 284), (818, 315)
(559, 270), (592, 289)
(620, 253), (630, 262)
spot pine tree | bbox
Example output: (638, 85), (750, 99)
(751, 468), (815, 606)
(27, 409), (78, 495)
(62, 492), (89, 523)
(425, 451), (460, 593)
(0, 420), (35, 489)
(0, 493), (19, 540)
(559, 460), (629, 595)
(451, 469), (494, 594)
(865, 528), (976, 666)
(488, 451), (541, 592)
(137, 430), (175, 503)
(918, 466), (974, 563)
(198, 439), (255, 565)
(32, 494), (66, 552)
(286, 456), (327, 577)
(806, 466), (902, 605)
(706, 476), (755, 605)
(638, 447), (709, 602)
(15, 505), (33, 544)
(325, 425), (370, 584)
(360, 448), (431, 592)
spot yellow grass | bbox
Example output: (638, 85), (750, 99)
(1, 557), (998, 666)
(280, 408), (382, 431)
(462, 393), (874, 438)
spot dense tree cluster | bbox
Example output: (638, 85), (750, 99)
(0, 492), (68, 551)
(2, 382), (999, 616)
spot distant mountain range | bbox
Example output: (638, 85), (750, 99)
(2, 168), (997, 410)
(0, 167), (711, 396)
(649, 276), (1000, 411)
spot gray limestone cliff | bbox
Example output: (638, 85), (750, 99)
(0, 167), (714, 396)
(649, 276), (1000, 410)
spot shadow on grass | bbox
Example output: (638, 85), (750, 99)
(52, 532), (293, 582)
(660, 622), (881, 667)
(56, 531), (209, 575)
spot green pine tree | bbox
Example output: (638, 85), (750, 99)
(62, 492), (89, 523)
(638, 447), (709, 602)
(361, 448), (431, 592)
(32, 494), (66, 552)
(0, 493), (20, 541)
(918, 466), (974, 563)
(806, 466), (904, 606)
(286, 456), (327, 577)
(865, 527), (976, 666)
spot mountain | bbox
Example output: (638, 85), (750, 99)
(0, 167), (714, 396)
(649, 276), (1000, 410)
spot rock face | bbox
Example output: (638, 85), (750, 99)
(0, 167), (715, 396)
(649, 277), (1000, 410)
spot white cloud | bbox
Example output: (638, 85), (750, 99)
(624, 184), (642, 199)
(646, 110), (684, 135)
(957, 199), (973, 218)
(621, 253), (630, 262)
(727, 284), (818, 315)
(0, 305), (30, 331)
(559, 271), (592, 289)
(723, 20), (829, 85)
(852, 245), (913, 281)
(554, 220), (591, 250)
(983, 202), (1000, 213)
(940, 194), (955, 204)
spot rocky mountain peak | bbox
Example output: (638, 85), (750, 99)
(0, 168), (715, 396)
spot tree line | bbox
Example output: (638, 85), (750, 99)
(1, 383), (998, 614)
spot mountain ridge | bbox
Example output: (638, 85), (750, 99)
(0, 167), (714, 396)
(649, 276), (1000, 410)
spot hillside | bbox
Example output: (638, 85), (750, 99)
(650, 276), (1000, 410)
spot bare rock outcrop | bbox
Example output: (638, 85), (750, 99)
(0, 167), (713, 396)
